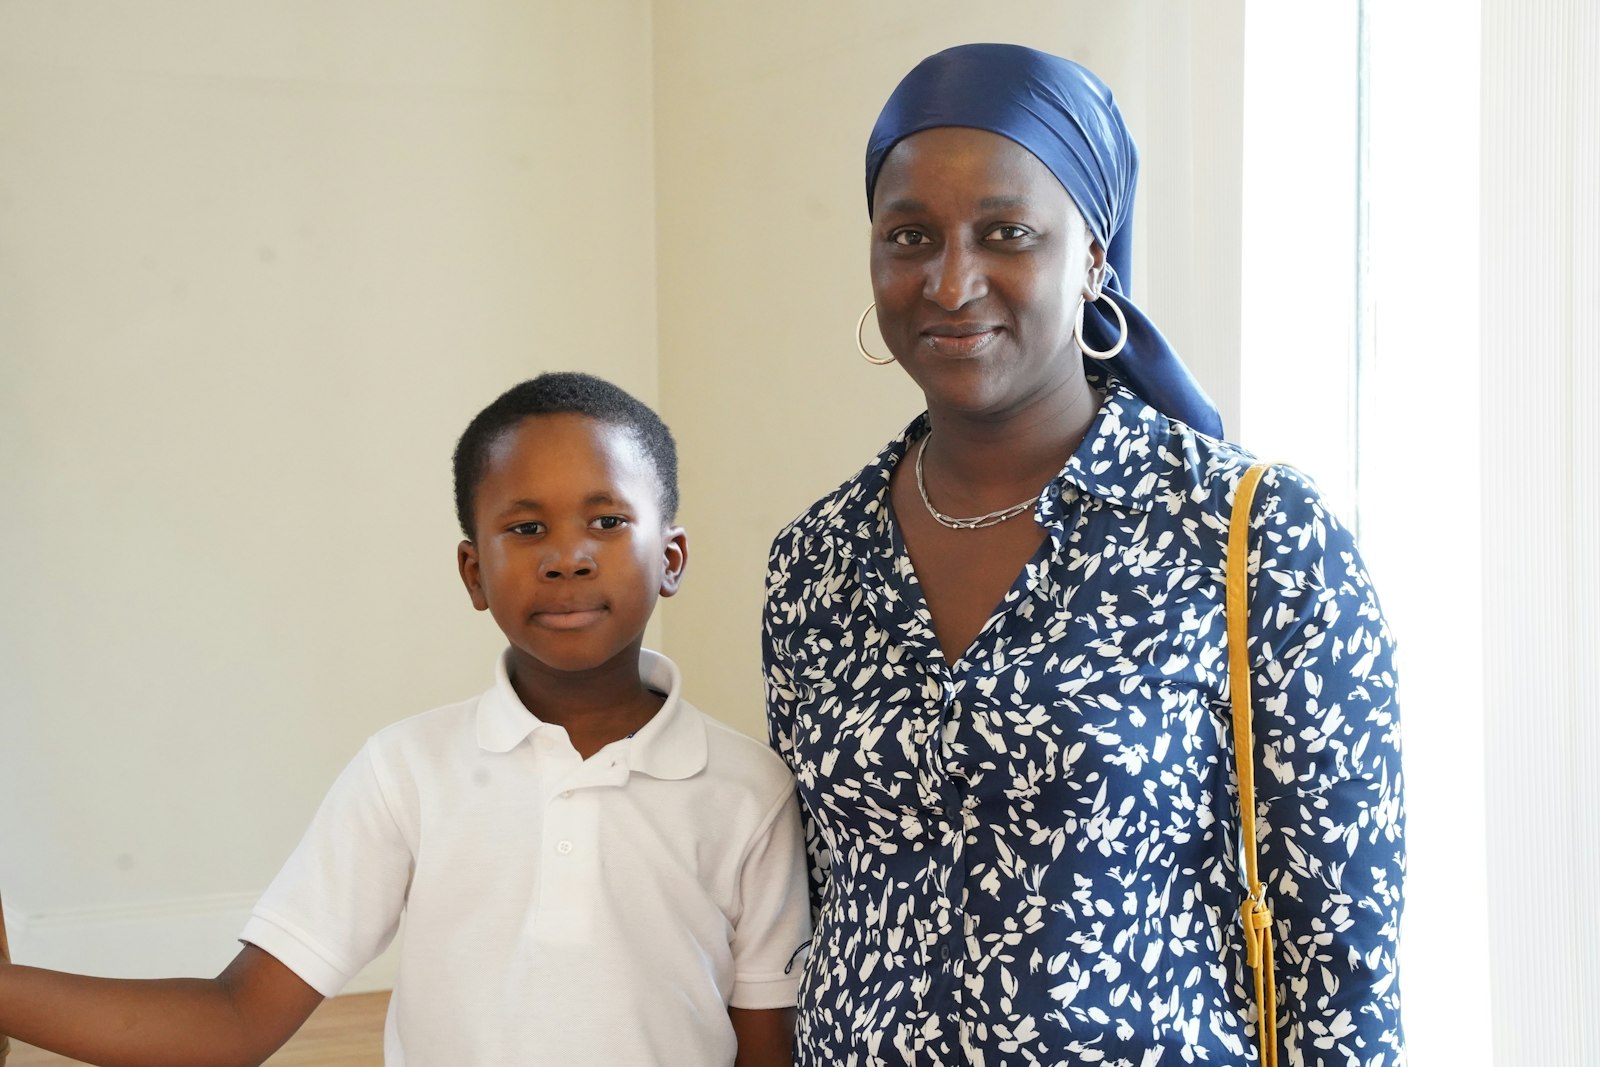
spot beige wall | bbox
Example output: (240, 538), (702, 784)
(654, 1), (1244, 737)
(0, 1), (1243, 980)
(0, 2), (657, 980)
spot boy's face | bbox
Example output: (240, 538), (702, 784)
(456, 413), (686, 682)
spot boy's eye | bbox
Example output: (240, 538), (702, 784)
(508, 521), (545, 536)
(592, 515), (628, 531)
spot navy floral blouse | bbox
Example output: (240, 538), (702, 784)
(764, 382), (1405, 1066)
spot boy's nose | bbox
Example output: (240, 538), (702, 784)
(540, 550), (595, 580)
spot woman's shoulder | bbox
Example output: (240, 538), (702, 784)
(1120, 386), (1328, 523)
(767, 419), (921, 558)
(1164, 417), (1365, 592)
(1094, 382), (1274, 510)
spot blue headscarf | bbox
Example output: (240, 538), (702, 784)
(866, 43), (1223, 438)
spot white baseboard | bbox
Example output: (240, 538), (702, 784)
(2, 892), (398, 995)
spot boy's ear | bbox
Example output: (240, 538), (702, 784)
(658, 525), (688, 598)
(457, 540), (490, 611)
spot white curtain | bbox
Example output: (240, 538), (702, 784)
(1481, 0), (1600, 1061)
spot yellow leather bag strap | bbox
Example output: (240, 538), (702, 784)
(1228, 461), (1278, 1067)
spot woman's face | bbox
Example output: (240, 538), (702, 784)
(869, 126), (1102, 421)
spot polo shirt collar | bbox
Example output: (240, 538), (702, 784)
(475, 649), (707, 781)
(618, 650), (706, 780)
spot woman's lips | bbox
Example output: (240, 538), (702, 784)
(920, 325), (1001, 356)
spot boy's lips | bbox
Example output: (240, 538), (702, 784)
(530, 605), (608, 630)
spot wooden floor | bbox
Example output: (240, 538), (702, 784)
(5, 990), (389, 1067)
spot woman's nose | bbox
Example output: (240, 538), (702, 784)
(925, 243), (987, 310)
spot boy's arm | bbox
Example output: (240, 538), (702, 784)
(730, 1006), (795, 1067)
(0, 944), (321, 1067)
(724, 778), (808, 1067)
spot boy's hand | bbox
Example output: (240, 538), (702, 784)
(730, 1006), (795, 1067)
(0, 944), (322, 1067)
(1, 893), (11, 1065)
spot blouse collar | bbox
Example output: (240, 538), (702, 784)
(858, 378), (1174, 534)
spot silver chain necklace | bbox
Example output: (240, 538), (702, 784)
(915, 435), (1038, 530)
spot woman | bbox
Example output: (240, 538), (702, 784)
(764, 44), (1404, 1066)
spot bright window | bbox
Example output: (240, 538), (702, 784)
(1241, 3), (1490, 1062)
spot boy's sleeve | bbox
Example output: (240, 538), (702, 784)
(1245, 466), (1405, 1065)
(239, 741), (413, 997)
(727, 777), (812, 1010)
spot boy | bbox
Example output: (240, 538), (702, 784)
(0, 373), (811, 1065)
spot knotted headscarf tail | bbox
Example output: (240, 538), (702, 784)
(866, 43), (1224, 439)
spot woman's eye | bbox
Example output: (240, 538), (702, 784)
(985, 224), (1030, 241)
(592, 515), (628, 530)
(890, 229), (928, 246)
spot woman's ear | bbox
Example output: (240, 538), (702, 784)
(1084, 239), (1109, 297)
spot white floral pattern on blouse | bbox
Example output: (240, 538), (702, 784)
(764, 381), (1405, 1067)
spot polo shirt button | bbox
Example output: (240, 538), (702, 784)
(556, 840), (574, 855)
(560, 790), (574, 799)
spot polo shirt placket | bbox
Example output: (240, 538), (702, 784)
(524, 727), (628, 945)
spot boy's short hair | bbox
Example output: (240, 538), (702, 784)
(452, 372), (680, 539)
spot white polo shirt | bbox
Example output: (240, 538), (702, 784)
(241, 649), (811, 1066)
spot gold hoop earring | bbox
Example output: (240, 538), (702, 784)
(1074, 289), (1128, 360)
(856, 303), (895, 365)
